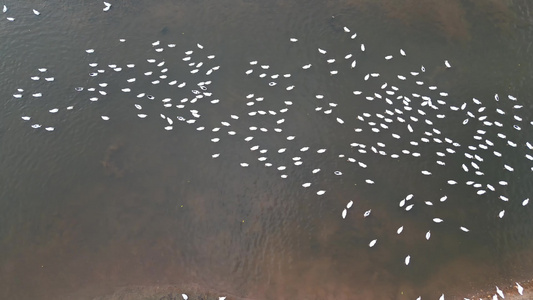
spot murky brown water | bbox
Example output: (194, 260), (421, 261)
(1, 1), (533, 300)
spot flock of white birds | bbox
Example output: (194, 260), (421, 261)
(5, 2), (533, 300)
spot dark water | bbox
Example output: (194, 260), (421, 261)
(1, 1), (533, 299)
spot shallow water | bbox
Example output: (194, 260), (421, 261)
(1, 1), (533, 299)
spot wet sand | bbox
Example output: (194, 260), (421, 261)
(77, 280), (533, 300)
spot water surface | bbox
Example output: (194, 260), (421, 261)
(1, 1), (533, 299)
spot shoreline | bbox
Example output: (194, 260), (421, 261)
(463, 279), (533, 300)
(81, 280), (533, 300)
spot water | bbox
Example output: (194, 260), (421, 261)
(1, 1), (533, 299)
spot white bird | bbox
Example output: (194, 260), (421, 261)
(433, 218), (443, 223)
(240, 163), (249, 167)
(397, 226), (404, 234)
(444, 60), (451, 68)
(302, 183), (311, 188)
(363, 209), (371, 217)
(302, 64), (311, 69)
(33, 9), (40, 15)
(426, 231), (431, 240)
(346, 201), (353, 209)
(405, 255), (410, 265)
(101, 116), (109, 120)
(400, 49), (406, 56)
(342, 209), (347, 219)
(182, 294), (188, 300)
(516, 283), (524, 295)
(3, 5), (7, 13)
(290, 38), (298, 42)
(439, 294), (444, 300)
(523, 198), (530, 206)
(360, 44), (365, 52)
(86, 49), (95, 53)
(317, 190), (326, 195)
(499, 210), (505, 218)
(460, 227), (470, 232)
(495, 286), (504, 299)
(49, 108), (59, 113)
(318, 48), (326, 54)
(369, 239), (377, 247)
(399, 199), (406, 207)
